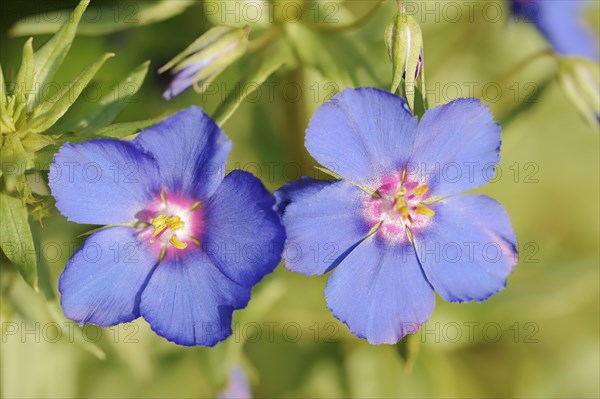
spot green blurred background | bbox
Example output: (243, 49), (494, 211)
(1, 1), (598, 398)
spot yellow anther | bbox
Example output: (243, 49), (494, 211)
(400, 206), (410, 218)
(413, 184), (429, 197)
(190, 201), (202, 211)
(415, 203), (435, 217)
(393, 196), (407, 211)
(169, 235), (188, 249)
(166, 215), (184, 231)
(151, 215), (167, 227)
(150, 214), (188, 250)
(151, 215), (168, 236)
(394, 187), (407, 198)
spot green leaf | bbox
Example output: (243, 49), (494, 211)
(10, 0), (195, 37)
(32, 118), (160, 171)
(384, 10), (423, 110)
(12, 38), (34, 123)
(1, 66), (16, 133)
(29, 0), (89, 110)
(0, 191), (38, 290)
(56, 60), (150, 135)
(88, 117), (161, 139)
(27, 53), (114, 134)
(212, 39), (293, 125)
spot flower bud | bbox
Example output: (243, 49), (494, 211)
(160, 25), (251, 100)
(384, 9), (424, 110)
(558, 57), (600, 126)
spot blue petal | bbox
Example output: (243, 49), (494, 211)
(203, 170), (285, 287)
(409, 99), (501, 197)
(325, 237), (435, 344)
(413, 195), (518, 303)
(140, 251), (251, 347)
(134, 106), (232, 200)
(49, 140), (159, 225)
(306, 87), (417, 185)
(274, 176), (334, 215)
(282, 180), (371, 275)
(163, 63), (205, 100)
(59, 227), (157, 327)
(513, 0), (599, 60)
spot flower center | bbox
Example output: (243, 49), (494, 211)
(364, 171), (435, 244)
(137, 191), (203, 260)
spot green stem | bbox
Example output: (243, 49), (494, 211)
(310, 0), (386, 33)
(493, 49), (557, 86)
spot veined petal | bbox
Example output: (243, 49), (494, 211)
(274, 176), (333, 216)
(59, 227), (157, 327)
(49, 139), (159, 225)
(413, 194), (518, 303)
(408, 99), (501, 196)
(282, 180), (371, 276)
(140, 251), (251, 347)
(203, 170), (285, 287)
(134, 106), (232, 200)
(306, 87), (417, 185)
(325, 237), (435, 344)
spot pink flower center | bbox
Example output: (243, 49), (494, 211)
(364, 171), (435, 244)
(136, 191), (204, 260)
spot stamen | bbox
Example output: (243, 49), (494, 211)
(400, 206), (410, 219)
(394, 187), (407, 198)
(190, 201), (202, 211)
(160, 190), (168, 205)
(166, 216), (184, 231)
(169, 235), (188, 249)
(150, 214), (189, 250)
(415, 203), (435, 217)
(393, 196), (407, 211)
(413, 184), (429, 197)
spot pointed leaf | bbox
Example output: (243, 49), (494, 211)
(0, 191), (38, 290)
(88, 117), (161, 139)
(10, 0), (195, 37)
(29, 0), (89, 109)
(12, 38), (34, 120)
(1, 66), (16, 133)
(27, 53), (114, 133)
(55, 61), (150, 135)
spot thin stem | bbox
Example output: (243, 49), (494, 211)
(493, 49), (557, 85)
(310, 0), (386, 33)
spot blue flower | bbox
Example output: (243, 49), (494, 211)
(277, 88), (518, 345)
(49, 107), (285, 346)
(511, 0), (599, 60)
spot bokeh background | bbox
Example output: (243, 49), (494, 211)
(1, 1), (598, 398)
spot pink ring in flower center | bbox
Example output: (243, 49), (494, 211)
(136, 191), (204, 259)
(364, 170), (435, 244)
